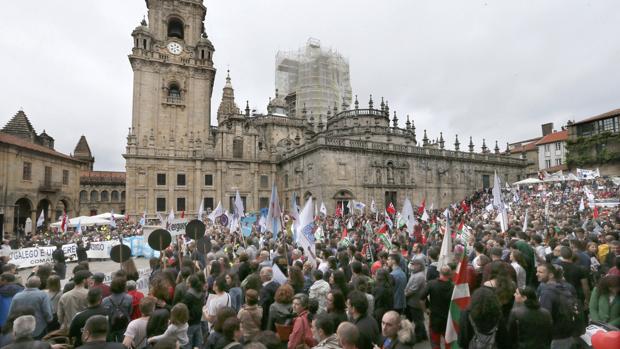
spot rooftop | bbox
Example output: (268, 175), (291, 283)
(0, 133), (80, 162)
(535, 130), (568, 146)
(510, 141), (538, 153)
(572, 108), (620, 126)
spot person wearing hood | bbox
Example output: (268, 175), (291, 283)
(0, 273), (25, 327)
(311, 313), (340, 349)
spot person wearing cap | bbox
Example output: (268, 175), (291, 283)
(90, 272), (111, 299)
(77, 315), (125, 349)
(405, 258), (427, 342)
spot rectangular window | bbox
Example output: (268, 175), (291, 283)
(544, 144), (550, 152)
(260, 175), (269, 188)
(482, 175), (490, 189)
(44, 166), (52, 186)
(177, 173), (186, 186)
(62, 170), (69, 185)
(176, 197), (186, 212)
(555, 142), (561, 150)
(204, 197), (214, 211)
(157, 173), (166, 186)
(233, 139), (243, 158)
(22, 162), (31, 180)
(545, 159), (551, 168)
(156, 197), (166, 212)
(259, 197), (269, 209)
(555, 159), (562, 166)
(204, 174), (213, 186)
(284, 174), (289, 188)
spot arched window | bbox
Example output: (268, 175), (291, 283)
(167, 18), (184, 39)
(101, 191), (109, 202)
(80, 190), (88, 202)
(90, 190), (98, 202)
(111, 191), (119, 202)
(168, 83), (181, 98)
(233, 138), (243, 158)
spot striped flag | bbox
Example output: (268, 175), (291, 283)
(445, 247), (471, 348)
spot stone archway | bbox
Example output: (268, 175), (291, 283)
(333, 189), (355, 215)
(36, 198), (52, 227)
(14, 198), (33, 234)
(54, 199), (69, 221)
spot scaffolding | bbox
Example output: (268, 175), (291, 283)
(276, 38), (352, 120)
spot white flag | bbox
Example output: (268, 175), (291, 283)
(168, 208), (175, 224)
(421, 209), (429, 222)
(208, 201), (223, 222)
(139, 210), (146, 226)
(234, 190), (245, 219)
(401, 198), (415, 236)
(198, 199), (205, 220)
(352, 200), (366, 211)
(36, 210), (45, 228)
(492, 171), (503, 208)
(578, 198), (585, 212)
(522, 208), (528, 232)
(75, 219), (82, 234)
(110, 210), (116, 229)
(320, 202), (327, 216)
(296, 196), (317, 265)
(157, 212), (165, 226)
(437, 214), (453, 270)
(266, 183), (282, 237)
(370, 199), (377, 213)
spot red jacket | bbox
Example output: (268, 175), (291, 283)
(288, 311), (316, 349)
(128, 289), (145, 320)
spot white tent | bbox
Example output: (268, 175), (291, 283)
(512, 178), (542, 186)
(50, 216), (111, 228)
(93, 212), (125, 220)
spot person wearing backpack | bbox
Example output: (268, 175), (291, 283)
(536, 263), (586, 349)
(457, 287), (511, 349)
(102, 277), (133, 342)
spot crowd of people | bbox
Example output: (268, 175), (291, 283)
(0, 176), (618, 349)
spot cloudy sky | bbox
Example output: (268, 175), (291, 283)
(1, 0), (618, 171)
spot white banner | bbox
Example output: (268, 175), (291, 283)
(87, 241), (119, 259)
(169, 219), (189, 236)
(9, 244), (78, 269)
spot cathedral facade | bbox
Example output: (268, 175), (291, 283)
(124, 0), (526, 218)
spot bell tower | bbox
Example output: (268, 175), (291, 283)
(124, 0), (216, 216)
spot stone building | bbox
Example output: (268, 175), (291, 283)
(124, 0), (526, 218)
(0, 111), (85, 237)
(566, 108), (620, 175)
(73, 136), (126, 216)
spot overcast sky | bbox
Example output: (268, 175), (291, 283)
(1, 0), (619, 171)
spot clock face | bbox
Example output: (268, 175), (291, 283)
(167, 42), (183, 55)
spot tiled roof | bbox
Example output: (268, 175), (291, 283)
(1, 110), (36, 140)
(510, 141), (538, 153)
(542, 164), (568, 172)
(572, 108), (620, 126)
(0, 133), (81, 162)
(80, 171), (126, 185)
(535, 130), (568, 146)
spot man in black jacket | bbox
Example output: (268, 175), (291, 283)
(69, 288), (107, 347)
(182, 275), (204, 349)
(347, 290), (380, 349)
(259, 267), (279, 330)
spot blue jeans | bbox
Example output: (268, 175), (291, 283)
(187, 323), (203, 349)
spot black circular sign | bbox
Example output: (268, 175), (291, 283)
(110, 244), (132, 263)
(185, 219), (206, 240)
(148, 228), (172, 251)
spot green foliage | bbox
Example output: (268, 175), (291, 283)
(566, 132), (620, 167)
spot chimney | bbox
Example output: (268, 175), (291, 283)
(541, 122), (553, 136)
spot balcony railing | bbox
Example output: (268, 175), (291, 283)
(39, 181), (62, 193)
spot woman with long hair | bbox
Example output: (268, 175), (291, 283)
(122, 258), (140, 281)
(373, 268), (394, 324)
(589, 275), (620, 326)
(458, 287), (510, 348)
(326, 290), (347, 328)
(287, 265), (305, 294)
(483, 261), (516, 320)
(225, 272), (242, 312)
(330, 270), (349, 298)
(507, 287), (552, 348)
(288, 294), (317, 349)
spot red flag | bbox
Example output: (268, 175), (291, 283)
(386, 202), (396, 215)
(376, 223), (388, 235)
(417, 199), (426, 215)
(342, 227), (348, 239)
(593, 206), (599, 219)
(60, 211), (67, 233)
(460, 200), (469, 213)
(181, 210), (185, 219)
(335, 202), (343, 217)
